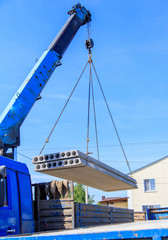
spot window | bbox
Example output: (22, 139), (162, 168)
(0, 178), (8, 207)
(144, 179), (155, 192)
(142, 205), (160, 211)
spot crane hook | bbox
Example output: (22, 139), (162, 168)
(85, 38), (94, 56)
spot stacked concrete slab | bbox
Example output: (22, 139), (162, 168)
(32, 150), (137, 192)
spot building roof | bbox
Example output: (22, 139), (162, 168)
(130, 155), (168, 175)
(99, 196), (128, 204)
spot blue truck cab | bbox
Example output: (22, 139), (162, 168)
(0, 156), (34, 236)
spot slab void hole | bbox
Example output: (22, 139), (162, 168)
(64, 160), (68, 165)
(47, 163), (51, 168)
(39, 156), (44, 161)
(34, 157), (38, 162)
(42, 163), (46, 168)
(61, 152), (65, 157)
(52, 162), (56, 167)
(58, 161), (62, 166)
(75, 159), (79, 164)
(72, 151), (76, 156)
(66, 152), (71, 157)
(36, 165), (40, 169)
(69, 160), (73, 164)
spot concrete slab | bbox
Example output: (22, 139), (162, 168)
(33, 150), (137, 192)
(33, 150), (90, 164)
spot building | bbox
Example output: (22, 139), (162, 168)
(99, 196), (128, 208)
(127, 156), (168, 212)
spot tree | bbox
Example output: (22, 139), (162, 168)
(74, 184), (94, 204)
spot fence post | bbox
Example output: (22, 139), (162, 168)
(72, 200), (75, 229)
(110, 207), (114, 224)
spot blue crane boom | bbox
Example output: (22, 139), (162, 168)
(0, 3), (91, 158)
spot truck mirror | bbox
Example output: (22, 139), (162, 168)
(0, 180), (5, 207)
(0, 166), (6, 178)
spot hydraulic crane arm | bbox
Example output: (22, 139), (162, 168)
(0, 3), (91, 158)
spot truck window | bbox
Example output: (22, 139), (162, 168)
(0, 178), (8, 207)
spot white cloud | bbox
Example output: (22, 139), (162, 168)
(45, 94), (81, 101)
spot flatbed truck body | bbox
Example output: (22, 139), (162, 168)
(1, 220), (168, 240)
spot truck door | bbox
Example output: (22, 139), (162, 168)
(0, 167), (20, 236)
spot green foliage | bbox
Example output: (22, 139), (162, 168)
(74, 184), (85, 203)
(97, 202), (102, 206)
(88, 195), (95, 204)
(74, 184), (95, 204)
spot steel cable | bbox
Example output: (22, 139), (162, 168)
(39, 61), (89, 155)
(90, 60), (100, 160)
(92, 61), (132, 176)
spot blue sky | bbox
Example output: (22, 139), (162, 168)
(1, 0), (168, 203)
